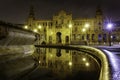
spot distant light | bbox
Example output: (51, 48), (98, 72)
(69, 24), (72, 28)
(50, 54), (53, 57)
(111, 36), (113, 38)
(39, 61), (41, 63)
(85, 62), (90, 67)
(38, 25), (42, 29)
(82, 58), (86, 61)
(82, 28), (86, 32)
(68, 61), (72, 66)
(24, 25), (28, 29)
(85, 23), (90, 28)
(107, 23), (113, 30)
(33, 29), (38, 32)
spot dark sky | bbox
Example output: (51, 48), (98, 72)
(0, 0), (120, 24)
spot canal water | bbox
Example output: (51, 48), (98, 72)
(0, 47), (101, 80)
(30, 47), (101, 80)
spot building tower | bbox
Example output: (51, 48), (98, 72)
(26, 5), (35, 30)
(95, 5), (104, 44)
(95, 5), (103, 29)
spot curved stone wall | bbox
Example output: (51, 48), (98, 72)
(35, 45), (110, 80)
(0, 21), (38, 46)
(0, 30), (36, 45)
(77, 46), (109, 80)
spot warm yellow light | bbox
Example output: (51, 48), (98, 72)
(24, 25), (28, 29)
(85, 23), (90, 28)
(38, 25), (42, 29)
(33, 29), (38, 32)
(69, 24), (72, 28)
(68, 61), (72, 66)
(82, 58), (86, 61)
(85, 62), (90, 67)
(82, 28), (86, 32)
(39, 60), (41, 63)
(50, 54), (53, 57)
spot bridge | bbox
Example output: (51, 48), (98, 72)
(0, 21), (39, 46)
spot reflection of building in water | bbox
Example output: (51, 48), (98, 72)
(38, 48), (99, 73)
(38, 48), (47, 68)
(72, 51), (100, 71)
(46, 48), (72, 74)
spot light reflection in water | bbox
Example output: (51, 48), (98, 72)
(36, 48), (100, 80)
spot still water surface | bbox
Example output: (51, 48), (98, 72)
(32, 48), (101, 80)
(0, 47), (100, 80)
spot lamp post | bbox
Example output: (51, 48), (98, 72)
(38, 25), (42, 33)
(38, 25), (42, 44)
(69, 23), (72, 44)
(107, 23), (113, 46)
(82, 23), (90, 42)
(38, 25), (42, 29)
(82, 23), (90, 45)
(82, 28), (86, 40)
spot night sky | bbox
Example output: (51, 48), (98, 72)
(0, 0), (120, 24)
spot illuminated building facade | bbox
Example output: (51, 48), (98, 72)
(24, 6), (120, 45)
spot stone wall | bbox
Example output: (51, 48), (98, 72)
(0, 21), (38, 46)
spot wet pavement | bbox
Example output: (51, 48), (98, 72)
(97, 45), (120, 80)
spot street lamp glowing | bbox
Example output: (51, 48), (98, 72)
(68, 61), (72, 66)
(39, 60), (41, 63)
(107, 23), (113, 46)
(38, 25), (42, 29)
(24, 25), (28, 29)
(85, 62), (90, 67)
(50, 54), (53, 57)
(85, 23), (90, 28)
(82, 58), (86, 61)
(107, 23), (113, 30)
(69, 24), (72, 28)
(33, 29), (38, 32)
(82, 28), (86, 32)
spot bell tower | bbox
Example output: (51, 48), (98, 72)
(26, 5), (35, 30)
(96, 6), (103, 16)
(29, 5), (35, 20)
(95, 5), (104, 44)
(95, 5), (103, 30)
